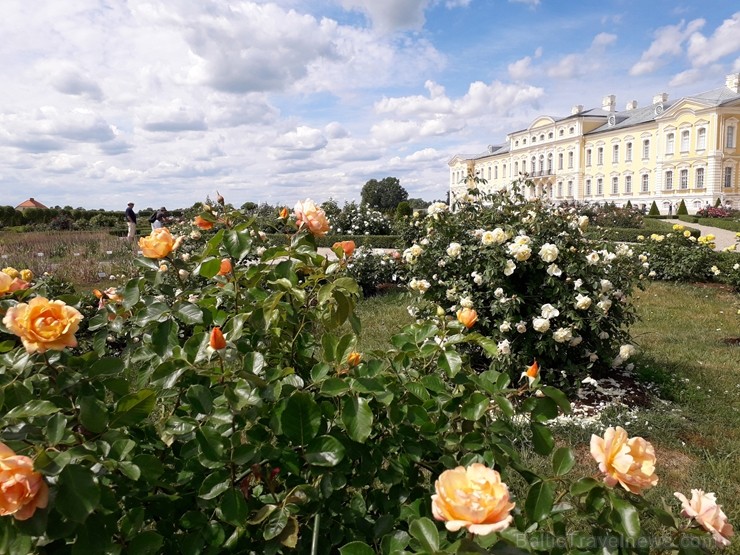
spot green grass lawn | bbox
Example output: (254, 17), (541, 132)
(354, 282), (740, 551)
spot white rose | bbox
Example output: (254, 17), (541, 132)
(578, 215), (589, 231)
(553, 327), (573, 343)
(598, 331), (610, 339)
(516, 321), (527, 333)
(499, 321), (511, 333)
(446, 242), (462, 257)
(497, 339), (511, 355)
(597, 299), (612, 313)
(504, 260), (516, 276)
(540, 303), (560, 319)
(574, 294), (592, 310)
(547, 264), (562, 277)
(494, 287), (504, 298)
(569, 335), (583, 346)
(600, 279), (613, 293)
(460, 296), (473, 308)
(573, 278), (583, 289)
(619, 344), (636, 360)
(532, 317), (550, 333)
(539, 243), (559, 263)
(178, 269), (190, 280)
(586, 252), (600, 265)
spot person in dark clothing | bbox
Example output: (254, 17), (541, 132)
(125, 202), (137, 242)
(151, 207), (168, 230)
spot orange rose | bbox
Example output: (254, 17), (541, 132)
(674, 490), (734, 548)
(279, 207), (289, 219)
(456, 307), (477, 329)
(0, 442), (49, 521)
(139, 228), (175, 259)
(590, 426), (658, 494)
(347, 351), (361, 367)
(210, 327), (226, 350)
(294, 199), (330, 237)
(0, 272), (13, 295)
(193, 215), (214, 230)
(218, 258), (232, 276)
(521, 360), (539, 385)
(432, 463), (515, 535)
(3, 297), (83, 354)
(333, 241), (356, 258)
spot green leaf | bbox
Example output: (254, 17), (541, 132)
(132, 302), (170, 326)
(56, 465), (100, 523)
(321, 333), (338, 363)
(44, 413), (66, 445)
(461, 392), (490, 421)
(263, 507), (289, 541)
(220, 488), (248, 526)
(570, 477), (600, 496)
(408, 517), (439, 553)
(186, 385), (213, 415)
(320, 378), (350, 397)
(552, 447), (576, 476)
(121, 279), (140, 309)
(540, 386), (571, 414)
(525, 480), (554, 522)
(304, 435), (346, 467)
(530, 422), (554, 455)
(196, 426), (225, 462)
(223, 230), (253, 262)
(281, 392), (321, 446)
(5, 400), (59, 419)
(339, 542), (375, 555)
(438, 350), (462, 378)
(198, 470), (230, 500)
(341, 397), (373, 443)
(248, 504), (276, 525)
(111, 390), (156, 427)
(79, 396), (109, 434)
(611, 496), (640, 540)
(128, 531), (163, 554)
(89, 358), (125, 378)
(118, 461), (141, 481)
(175, 302), (204, 325)
(198, 257), (222, 279)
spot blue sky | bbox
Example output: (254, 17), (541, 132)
(1, 0), (739, 210)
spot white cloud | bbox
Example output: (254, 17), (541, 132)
(508, 56), (533, 80)
(137, 102), (207, 133)
(48, 65), (104, 101)
(547, 33), (617, 79)
(272, 126), (328, 152)
(337, 0), (430, 31)
(669, 68), (703, 87)
(509, 0), (540, 6)
(686, 12), (740, 67)
(629, 18), (705, 76)
(445, 0), (471, 7)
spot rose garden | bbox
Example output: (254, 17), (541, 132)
(0, 178), (738, 554)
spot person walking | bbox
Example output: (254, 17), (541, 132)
(151, 207), (168, 230)
(125, 202), (137, 243)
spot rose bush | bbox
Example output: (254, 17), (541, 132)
(401, 179), (644, 389)
(0, 196), (730, 553)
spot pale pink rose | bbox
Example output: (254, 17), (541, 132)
(0, 442), (49, 521)
(590, 426), (658, 494)
(432, 463), (515, 535)
(294, 199), (330, 237)
(674, 490), (734, 548)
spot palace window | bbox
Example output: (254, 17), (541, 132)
(725, 167), (733, 188)
(697, 128), (706, 150)
(642, 139), (650, 159)
(586, 179), (592, 196)
(665, 171), (673, 190)
(625, 175), (632, 193)
(557, 182), (563, 197)
(596, 178), (603, 195)
(680, 169), (688, 189)
(625, 142), (632, 162)
(567, 180), (573, 196)
(666, 133), (675, 154)
(611, 177), (619, 195)
(681, 130), (690, 152)
(568, 151), (574, 168)
(727, 125), (736, 148)
(641, 174), (649, 192)
(612, 145), (619, 163)
(514, 162), (519, 174)
(547, 153), (553, 173)
(586, 149), (592, 166)
(558, 153), (564, 170)
(494, 166), (498, 179)
(597, 147), (604, 165)
(696, 167), (704, 188)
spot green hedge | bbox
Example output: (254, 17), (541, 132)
(677, 215), (699, 224)
(695, 218), (740, 232)
(265, 234), (401, 249)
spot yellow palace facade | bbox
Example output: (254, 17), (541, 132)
(449, 73), (740, 214)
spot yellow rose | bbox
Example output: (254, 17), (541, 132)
(0, 442), (49, 521)
(590, 426), (658, 494)
(2, 267), (19, 279)
(19, 269), (33, 282)
(456, 307), (478, 329)
(294, 199), (330, 237)
(347, 351), (361, 367)
(432, 463), (515, 535)
(683, 230), (691, 238)
(3, 297), (84, 354)
(674, 490), (734, 548)
(0, 272), (12, 295)
(139, 227), (175, 259)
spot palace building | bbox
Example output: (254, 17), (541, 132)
(448, 73), (740, 214)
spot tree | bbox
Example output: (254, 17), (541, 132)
(648, 201), (660, 216)
(360, 177), (408, 212)
(321, 198), (341, 219)
(395, 201), (412, 218)
(676, 199), (688, 215)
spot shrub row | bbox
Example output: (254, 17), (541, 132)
(265, 233), (401, 249)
